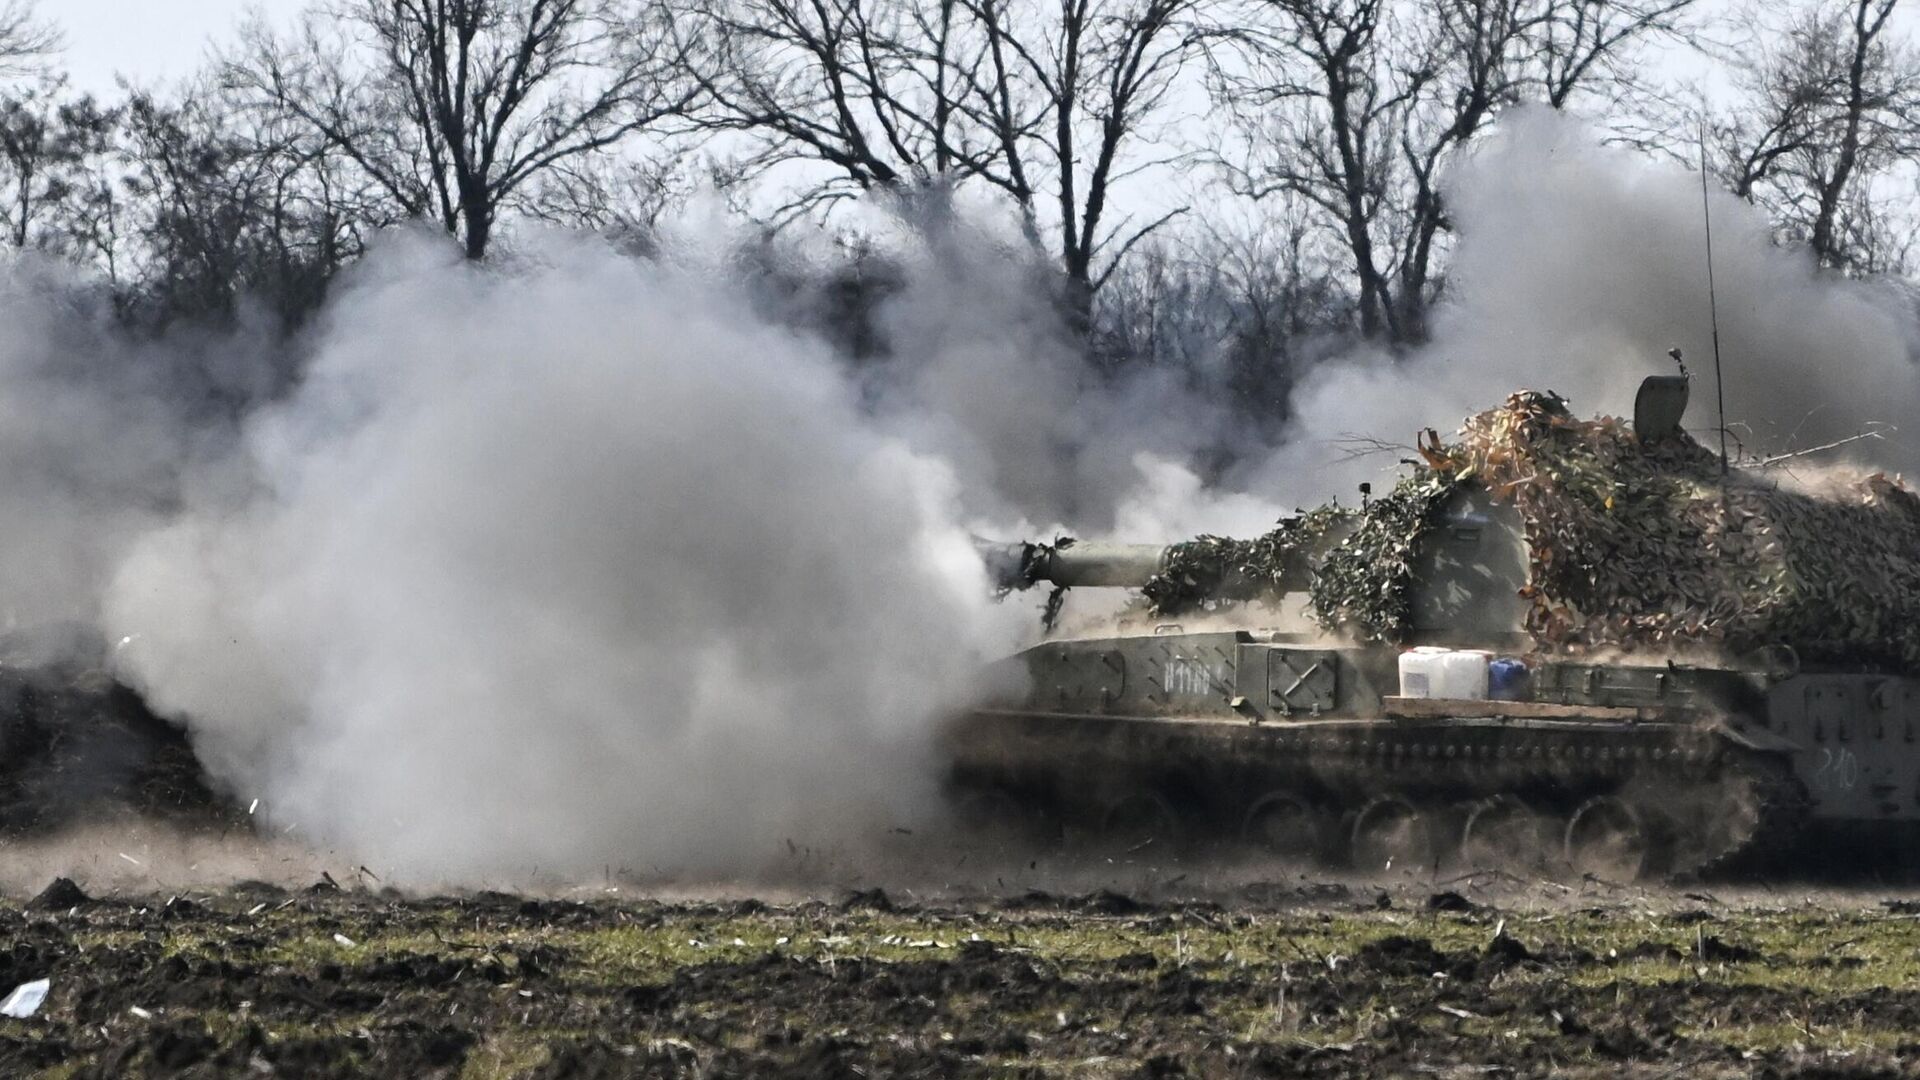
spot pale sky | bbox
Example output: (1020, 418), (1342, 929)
(50, 0), (305, 94)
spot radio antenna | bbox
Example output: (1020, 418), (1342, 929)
(1699, 129), (1729, 474)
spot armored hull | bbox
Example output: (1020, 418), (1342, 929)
(945, 634), (1904, 878)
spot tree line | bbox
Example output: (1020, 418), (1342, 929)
(0, 0), (1915, 403)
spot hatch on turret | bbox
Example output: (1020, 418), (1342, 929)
(1408, 485), (1529, 644)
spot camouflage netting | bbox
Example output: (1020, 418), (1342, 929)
(1146, 389), (1920, 669)
(1304, 472), (1459, 640)
(1141, 506), (1348, 615)
(1143, 472), (1458, 636)
(1433, 390), (1920, 667)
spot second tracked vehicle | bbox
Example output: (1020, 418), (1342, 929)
(947, 377), (1920, 879)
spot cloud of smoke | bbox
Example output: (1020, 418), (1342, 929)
(0, 259), (268, 649)
(105, 235), (1004, 881)
(1241, 107), (1920, 506)
(823, 193), (1245, 536)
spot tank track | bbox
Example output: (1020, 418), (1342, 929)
(1670, 756), (1812, 880)
(947, 709), (1813, 880)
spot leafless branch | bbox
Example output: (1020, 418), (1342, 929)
(222, 0), (707, 259)
(1753, 423), (1894, 467)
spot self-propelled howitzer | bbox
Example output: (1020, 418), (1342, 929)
(944, 377), (1920, 879)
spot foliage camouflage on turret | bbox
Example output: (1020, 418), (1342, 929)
(1142, 506), (1349, 616)
(1143, 474), (1460, 640)
(1144, 389), (1920, 667)
(1428, 390), (1920, 667)
(1305, 471), (1460, 641)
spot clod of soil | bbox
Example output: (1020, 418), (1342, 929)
(838, 888), (895, 912)
(27, 877), (90, 911)
(1698, 935), (1761, 963)
(1071, 889), (1146, 915)
(1353, 934), (1464, 977)
(1484, 931), (1533, 969)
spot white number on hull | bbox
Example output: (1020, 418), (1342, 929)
(1163, 657), (1221, 698)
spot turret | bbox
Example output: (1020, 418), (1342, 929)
(972, 375), (1920, 667)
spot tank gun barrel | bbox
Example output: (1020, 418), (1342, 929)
(977, 538), (1172, 591)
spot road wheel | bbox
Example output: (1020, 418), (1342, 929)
(1241, 792), (1323, 864)
(1564, 795), (1651, 882)
(1349, 795), (1432, 874)
(1459, 796), (1548, 871)
(1100, 792), (1181, 857)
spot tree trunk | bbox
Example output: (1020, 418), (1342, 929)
(12, 160), (28, 247)
(1059, 254), (1094, 337)
(461, 193), (491, 260)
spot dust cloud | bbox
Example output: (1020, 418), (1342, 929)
(0, 108), (1913, 886)
(0, 825), (337, 899)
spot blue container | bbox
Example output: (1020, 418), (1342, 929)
(1488, 658), (1529, 700)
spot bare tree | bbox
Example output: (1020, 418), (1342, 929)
(0, 0), (79, 250)
(520, 152), (707, 251)
(1093, 211), (1349, 435)
(1210, 0), (1403, 342)
(683, 0), (1203, 309)
(115, 84), (373, 329)
(984, 0), (1200, 310)
(224, 0), (706, 259)
(679, 0), (988, 207)
(1529, 0), (1694, 108)
(0, 0), (59, 80)
(1719, 0), (1920, 272)
(0, 79), (115, 256)
(1212, 0), (1695, 344)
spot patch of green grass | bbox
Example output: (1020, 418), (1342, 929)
(458, 1031), (553, 1080)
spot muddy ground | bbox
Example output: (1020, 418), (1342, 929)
(3, 872), (1920, 1078)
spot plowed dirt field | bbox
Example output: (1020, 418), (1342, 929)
(3, 874), (1920, 1078)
